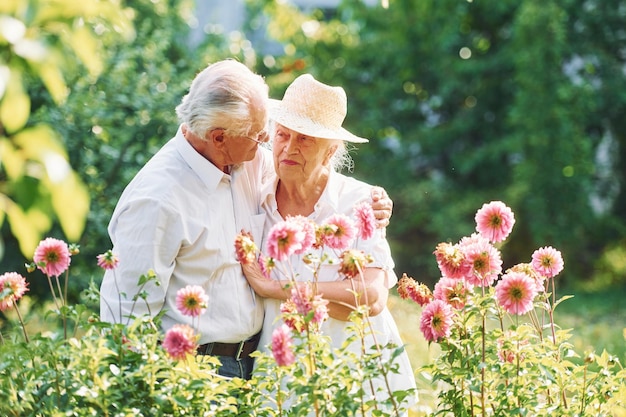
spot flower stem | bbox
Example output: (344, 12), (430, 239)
(12, 299), (29, 343)
(55, 275), (67, 339)
(47, 275), (61, 311)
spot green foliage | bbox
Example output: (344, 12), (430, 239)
(0, 316), (242, 416)
(0, 0), (134, 258)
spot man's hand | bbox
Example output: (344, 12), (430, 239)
(370, 186), (393, 229)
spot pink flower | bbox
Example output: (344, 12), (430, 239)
(531, 246), (564, 279)
(0, 272), (29, 312)
(162, 324), (198, 360)
(495, 271), (538, 315)
(234, 230), (258, 265)
(96, 250), (119, 270)
(338, 249), (373, 278)
(397, 273), (433, 306)
(508, 263), (545, 293)
(33, 238), (71, 277)
(353, 201), (376, 240)
(280, 299), (301, 332)
(290, 283), (328, 328)
(272, 324), (296, 367)
(258, 254), (275, 279)
(475, 201), (516, 243)
(266, 220), (306, 261)
(319, 214), (357, 250)
(460, 237), (502, 287)
(288, 216), (316, 255)
(420, 299), (454, 342)
(433, 242), (471, 279)
(175, 285), (208, 317)
(433, 276), (473, 310)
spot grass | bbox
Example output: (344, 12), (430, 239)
(387, 286), (626, 416)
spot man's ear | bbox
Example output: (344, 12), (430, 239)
(208, 128), (226, 147)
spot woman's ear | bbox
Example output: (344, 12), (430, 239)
(323, 144), (339, 166)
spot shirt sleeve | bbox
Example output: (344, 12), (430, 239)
(99, 197), (180, 323)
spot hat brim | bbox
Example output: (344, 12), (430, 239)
(268, 99), (369, 143)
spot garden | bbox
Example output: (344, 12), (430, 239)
(2, 0), (626, 416)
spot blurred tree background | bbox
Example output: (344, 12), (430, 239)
(1, 0), (625, 303)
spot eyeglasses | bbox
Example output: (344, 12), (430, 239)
(243, 130), (268, 144)
(211, 128), (268, 144)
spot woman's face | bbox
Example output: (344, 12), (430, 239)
(272, 124), (337, 183)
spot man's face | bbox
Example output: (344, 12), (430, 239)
(223, 102), (269, 165)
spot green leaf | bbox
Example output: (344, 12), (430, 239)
(4, 196), (48, 255)
(66, 25), (103, 78)
(0, 69), (30, 133)
(0, 137), (24, 180)
(49, 171), (89, 241)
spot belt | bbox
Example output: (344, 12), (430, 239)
(197, 332), (261, 361)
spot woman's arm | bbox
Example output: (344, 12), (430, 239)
(241, 262), (390, 321)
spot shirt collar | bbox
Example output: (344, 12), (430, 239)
(263, 169), (341, 220)
(174, 126), (229, 192)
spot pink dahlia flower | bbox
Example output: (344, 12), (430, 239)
(420, 299), (454, 342)
(507, 263), (545, 294)
(495, 271), (538, 315)
(290, 283), (328, 328)
(272, 324), (296, 367)
(531, 246), (564, 279)
(175, 285), (208, 317)
(266, 220), (306, 261)
(280, 299), (301, 332)
(397, 274), (433, 307)
(162, 324), (197, 360)
(234, 230), (258, 265)
(33, 237), (71, 277)
(0, 272), (29, 312)
(319, 214), (357, 250)
(96, 250), (119, 270)
(460, 238), (502, 287)
(258, 253), (275, 279)
(338, 249), (373, 279)
(433, 242), (471, 279)
(475, 201), (516, 243)
(353, 201), (376, 240)
(433, 276), (473, 310)
(288, 215), (316, 255)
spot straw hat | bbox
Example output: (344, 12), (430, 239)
(270, 74), (368, 143)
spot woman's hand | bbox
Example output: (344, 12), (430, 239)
(241, 262), (291, 300)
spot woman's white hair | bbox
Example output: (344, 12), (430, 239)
(175, 59), (268, 138)
(329, 140), (355, 173)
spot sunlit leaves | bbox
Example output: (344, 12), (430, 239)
(0, 0), (134, 257)
(0, 69), (30, 133)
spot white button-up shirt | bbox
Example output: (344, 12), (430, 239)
(100, 127), (272, 344)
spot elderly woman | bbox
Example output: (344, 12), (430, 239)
(241, 74), (417, 413)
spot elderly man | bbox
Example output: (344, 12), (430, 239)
(99, 60), (391, 379)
